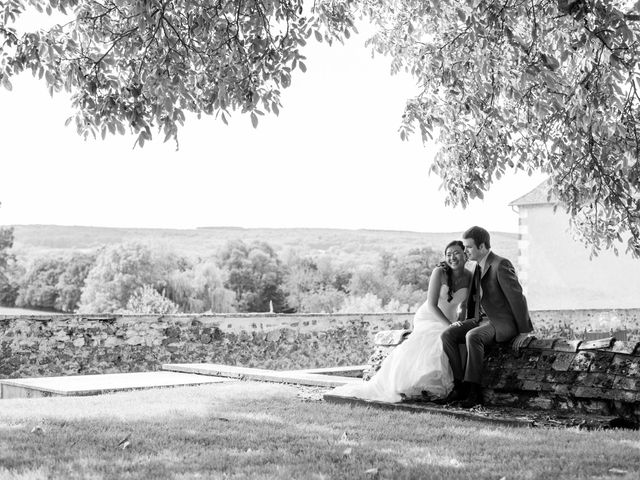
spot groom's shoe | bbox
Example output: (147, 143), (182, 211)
(460, 382), (483, 408)
(440, 380), (467, 404)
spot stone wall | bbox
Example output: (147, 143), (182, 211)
(482, 336), (640, 422)
(3, 309), (640, 420)
(0, 313), (412, 379)
(365, 331), (640, 423)
(531, 309), (640, 340)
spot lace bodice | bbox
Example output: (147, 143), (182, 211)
(413, 284), (468, 331)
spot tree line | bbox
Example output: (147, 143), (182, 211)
(0, 227), (442, 314)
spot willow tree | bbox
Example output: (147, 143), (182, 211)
(1, 0), (639, 256)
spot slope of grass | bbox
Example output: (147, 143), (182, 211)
(1, 382), (638, 479)
(8, 224), (519, 265)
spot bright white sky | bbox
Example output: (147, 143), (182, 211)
(0, 17), (546, 233)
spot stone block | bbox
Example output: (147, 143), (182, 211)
(103, 337), (120, 348)
(550, 384), (572, 395)
(496, 353), (522, 370)
(609, 390), (639, 403)
(607, 354), (640, 377)
(527, 338), (557, 350)
(516, 369), (547, 382)
(609, 341), (640, 355)
(568, 351), (596, 371)
(282, 328), (297, 343)
(526, 395), (554, 410)
(482, 390), (522, 406)
(588, 351), (616, 372)
(578, 399), (612, 415)
(572, 386), (618, 400)
(536, 351), (558, 370)
(553, 339), (582, 352)
(521, 380), (551, 392)
(266, 329), (281, 343)
(578, 337), (615, 350)
(555, 397), (578, 411)
(551, 352), (576, 371)
(514, 335), (537, 349)
(544, 370), (578, 384)
(612, 376), (640, 391)
(518, 351), (542, 369)
(575, 372), (615, 389)
(164, 326), (181, 338)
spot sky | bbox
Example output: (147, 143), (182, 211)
(0, 15), (547, 234)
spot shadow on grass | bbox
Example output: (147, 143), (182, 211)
(1, 382), (639, 479)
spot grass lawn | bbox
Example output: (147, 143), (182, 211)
(1, 381), (639, 480)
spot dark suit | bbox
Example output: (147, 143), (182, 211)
(441, 251), (532, 383)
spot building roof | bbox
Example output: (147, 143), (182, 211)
(509, 179), (555, 206)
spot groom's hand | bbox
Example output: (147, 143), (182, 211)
(452, 318), (477, 328)
(512, 333), (533, 353)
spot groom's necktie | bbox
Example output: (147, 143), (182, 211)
(473, 264), (482, 321)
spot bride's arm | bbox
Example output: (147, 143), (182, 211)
(455, 269), (474, 321)
(425, 267), (453, 324)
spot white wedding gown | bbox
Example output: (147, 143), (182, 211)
(333, 285), (467, 403)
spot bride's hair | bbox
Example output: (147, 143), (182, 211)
(437, 240), (465, 302)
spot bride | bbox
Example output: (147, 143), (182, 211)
(332, 240), (472, 403)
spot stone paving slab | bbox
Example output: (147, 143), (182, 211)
(163, 363), (362, 388)
(287, 365), (367, 377)
(0, 372), (228, 399)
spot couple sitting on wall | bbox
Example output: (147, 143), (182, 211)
(333, 226), (534, 408)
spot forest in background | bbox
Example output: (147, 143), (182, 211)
(0, 225), (518, 315)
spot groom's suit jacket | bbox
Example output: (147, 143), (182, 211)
(466, 251), (533, 342)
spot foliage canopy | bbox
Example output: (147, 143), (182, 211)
(359, 0), (640, 258)
(2, 0), (639, 255)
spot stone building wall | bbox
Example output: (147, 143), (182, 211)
(516, 203), (640, 310)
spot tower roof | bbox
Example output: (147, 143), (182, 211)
(509, 179), (555, 207)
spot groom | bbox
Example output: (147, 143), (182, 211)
(441, 226), (533, 408)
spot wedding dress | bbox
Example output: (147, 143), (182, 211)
(333, 284), (467, 403)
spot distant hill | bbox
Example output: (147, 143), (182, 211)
(8, 225), (519, 266)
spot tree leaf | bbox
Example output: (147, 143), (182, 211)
(1, 75), (12, 91)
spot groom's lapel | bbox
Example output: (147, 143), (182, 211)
(481, 264), (491, 279)
(481, 252), (495, 279)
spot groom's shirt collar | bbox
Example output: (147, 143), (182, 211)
(478, 250), (491, 275)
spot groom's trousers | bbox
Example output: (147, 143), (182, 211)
(441, 320), (496, 384)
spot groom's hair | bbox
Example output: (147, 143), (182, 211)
(463, 226), (491, 249)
